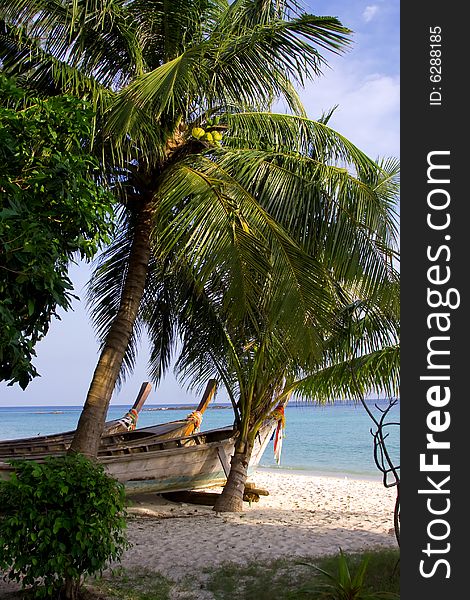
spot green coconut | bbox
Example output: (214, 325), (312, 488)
(212, 131), (223, 141)
(191, 127), (205, 139)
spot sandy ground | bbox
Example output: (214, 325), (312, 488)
(0, 469), (398, 598)
(123, 469), (397, 575)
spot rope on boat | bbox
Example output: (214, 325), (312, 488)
(186, 410), (203, 432)
(118, 408), (139, 431)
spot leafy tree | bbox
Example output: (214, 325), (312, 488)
(0, 3), (400, 515)
(0, 0), (361, 454)
(0, 74), (114, 389)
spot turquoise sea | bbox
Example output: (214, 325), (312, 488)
(0, 401), (399, 480)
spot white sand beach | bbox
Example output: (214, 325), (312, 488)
(0, 469), (398, 598)
(123, 470), (397, 579)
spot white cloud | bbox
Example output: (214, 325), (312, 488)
(299, 61), (399, 159)
(363, 5), (379, 22)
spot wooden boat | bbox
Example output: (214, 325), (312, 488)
(0, 415), (278, 494)
(104, 419), (276, 494)
(0, 379), (217, 459)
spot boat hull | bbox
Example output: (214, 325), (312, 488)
(0, 421), (276, 493)
(113, 423), (274, 494)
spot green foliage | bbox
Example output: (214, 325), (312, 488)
(299, 549), (399, 599)
(0, 74), (114, 388)
(0, 3), (399, 462)
(204, 550), (399, 600)
(0, 453), (129, 598)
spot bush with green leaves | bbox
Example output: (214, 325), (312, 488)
(0, 74), (115, 388)
(0, 453), (130, 598)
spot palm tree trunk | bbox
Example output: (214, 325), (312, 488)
(69, 200), (153, 458)
(213, 439), (253, 512)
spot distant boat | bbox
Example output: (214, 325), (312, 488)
(0, 380), (217, 459)
(0, 416), (278, 494)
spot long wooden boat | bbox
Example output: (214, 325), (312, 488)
(0, 380), (217, 459)
(0, 416), (278, 494)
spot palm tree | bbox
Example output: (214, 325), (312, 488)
(135, 125), (400, 512)
(0, 1), (340, 446)
(0, 1), (398, 460)
(169, 267), (399, 511)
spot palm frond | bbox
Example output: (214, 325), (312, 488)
(104, 10), (351, 155)
(86, 208), (142, 386)
(293, 345), (400, 402)
(216, 113), (399, 296)
(153, 155), (341, 341)
(140, 255), (179, 383)
(0, 0), (143, 87)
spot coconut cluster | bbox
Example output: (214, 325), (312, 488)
(191, 120), (223, 146)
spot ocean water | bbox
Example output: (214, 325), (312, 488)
(0, 400), (399, 479)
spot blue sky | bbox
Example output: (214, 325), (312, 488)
(0, 0), (399, 407)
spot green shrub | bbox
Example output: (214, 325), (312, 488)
(299, 549), (399, 599)
(0, 453), (130, 598)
